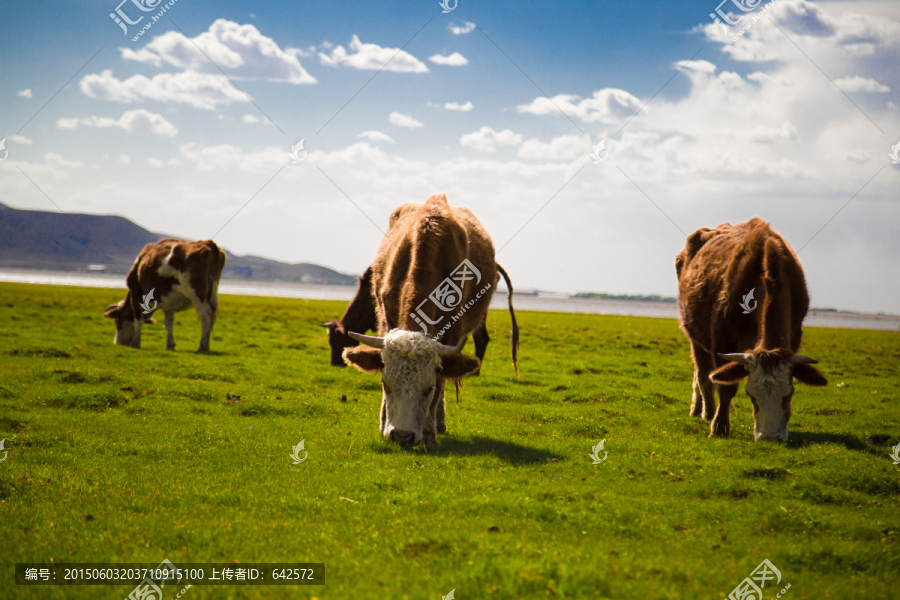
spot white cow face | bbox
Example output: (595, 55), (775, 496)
(104, 301), (137, 346)
(343, 329), (480, 446)
(712, 351), (828, 442)
(104, 300), (154, 347)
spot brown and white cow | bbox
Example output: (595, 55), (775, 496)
(676, 217), (827, 441)
(342, 194), (519, 446)
(323, 265), (496, 374)
(104, 238), (226, 352)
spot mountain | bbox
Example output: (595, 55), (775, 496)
(0, 202), (356, 284)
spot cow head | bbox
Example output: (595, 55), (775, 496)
(103, 301), (154, 347)
(342, 329), (480, 446)
(321, 319), (358, 367)
(710, 350), (827, 442)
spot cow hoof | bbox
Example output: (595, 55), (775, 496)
(166, 345), (175, 351)
(709, 421), (730, 438)
(196, 348), (210, 354)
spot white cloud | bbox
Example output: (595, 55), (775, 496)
(79, 69), (248, 110)
(55, 109), (178, 137)
(517, 88), (642, 124)
(448, 21), (475, 35)
(242, 114), (272, 125)
(357, 131), (395, 144)
(834, 76), (890, 93)
(179, 142), (286, 173)
(846, 149), (870, 163)
(120, 19), (316, 84)
(319, 35), (428, 72)
(148, 157), (181, 168)
(17, 89), (32, 99)
(460, 127), (523, 152)
(389, 112), (424, 128)
(429, 52), (468, 66)
(517, 134), (588, 160)
(445, 101), (473, 111)
(10, 134), (32, 145)
(46, 153), (84, 170)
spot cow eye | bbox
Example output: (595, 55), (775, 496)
(424, 386), (434, 397)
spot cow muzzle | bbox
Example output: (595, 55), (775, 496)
(389, 429), (420, 447)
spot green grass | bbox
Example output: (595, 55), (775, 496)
(1, 281), (898, 599)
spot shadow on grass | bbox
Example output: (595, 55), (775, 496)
(786, 431), (875, 454)
(370, 435), (560, 465)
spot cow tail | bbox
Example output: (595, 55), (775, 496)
(497, 263), (519, 377)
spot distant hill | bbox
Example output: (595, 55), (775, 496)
(573, 292), (677, 303)
(0, 202), (356, 285)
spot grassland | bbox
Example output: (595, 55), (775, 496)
(0, 281), (898, 599)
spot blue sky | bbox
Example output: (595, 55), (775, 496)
(1, 0), (899, 312)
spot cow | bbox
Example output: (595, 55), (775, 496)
(323, 265), (496, 375)
(675, 217), (827, 441)
(342, 193), (519, 447)
(104, 238), (226, 352)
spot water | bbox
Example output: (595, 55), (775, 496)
(1, 269), (897, 332)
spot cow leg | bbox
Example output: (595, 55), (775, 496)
(195, 302), (214, 353)
(425, 380), (447, 443)
(689, 342), (716, 419)
(164, 311), (176, 350)
(710, 383), (739, 438)
(471, 319), (490, 376)
(435, 386), (446, 434)
(130, 319), (143, 349)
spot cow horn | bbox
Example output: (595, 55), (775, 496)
(436, 338), (466, 357)
(789, 354), (818, 365)
(105, 303), (120, 311)
(717, 352), (751, 366)
(349, 332), (384, 348)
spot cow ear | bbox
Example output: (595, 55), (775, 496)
(342, 346), (384, 373)
(709, 361), (749, 385)
(793, 363), (828, 387)
(441, 354), (481, 380)
(103, 305), (120, 319)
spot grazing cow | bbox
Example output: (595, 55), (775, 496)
(322, 267), (378, 367)
(104, 238), (226, 352)
(323, 265), (495, 374)
(675, 217), (827, 441)
(343, 194), (519, 446)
